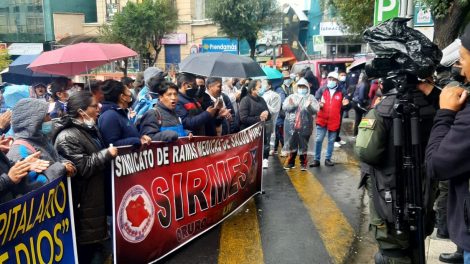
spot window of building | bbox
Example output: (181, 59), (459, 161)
(193, 0), (206, 20)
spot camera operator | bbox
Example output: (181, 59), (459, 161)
(356, 74), (439, 263)
(426, 24), (470, 264)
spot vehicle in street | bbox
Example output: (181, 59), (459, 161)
(290, 57), (354, 77)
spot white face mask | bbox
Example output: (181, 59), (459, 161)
(79, 110), (96, 128)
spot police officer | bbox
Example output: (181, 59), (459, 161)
(355, 77), (440, 263)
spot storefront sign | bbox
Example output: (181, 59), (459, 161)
(202, 38), (238, 54)
(162, 33), (187, 45)
(319, 22), (346, 36)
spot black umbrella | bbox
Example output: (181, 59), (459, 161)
(179, 52), (265, 78)
(1, 55), (61, 85)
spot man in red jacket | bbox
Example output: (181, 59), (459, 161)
(311, 72), (344, 167)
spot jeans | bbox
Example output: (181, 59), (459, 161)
(464, 251), (470, 264)
(315, 125), (337, 161)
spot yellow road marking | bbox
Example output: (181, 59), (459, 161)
(285, 163), (356, 264)
(218, 199), (264, 264)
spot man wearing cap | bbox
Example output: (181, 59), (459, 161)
(137, 67), (163, 102)
(311, 72), (344, 167)
(426, 24), (470, 264)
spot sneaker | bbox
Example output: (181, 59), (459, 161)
(334, 142), (341, 148)
(262, 159), (269, 169)
(339, 140), (347, 145)
(300, 165), (307, 171)
(280, 151), (288, 157)
(283, 164), (295, 170)
(309, 160), (320, 167)
(269, 150), (275, 156)
(325, 159), (334, 166)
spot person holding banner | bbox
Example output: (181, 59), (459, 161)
(138, 76), (191, 141)
(0, 151), (50, 203)
(239, 79), (271, 169)
(8, 98), (76, 181)
(99, 80), (152, 147)
(53, 91), (118, 264)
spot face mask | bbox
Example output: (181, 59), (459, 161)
(258, 86), (266, 96)
(79, 110), (96, 128)
(284, 79), (292, 86)
(41, 121), (53, 135)
(186, 88), (198, 98)
(297, 88), (308, 96)
(327, 80), (337, 89)
(339, 76), (346, 82)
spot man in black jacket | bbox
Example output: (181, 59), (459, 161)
(426, 24), (470, 262)
(201, 77), (237, 136)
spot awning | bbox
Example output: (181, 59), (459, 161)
(266, 57), (296, 68)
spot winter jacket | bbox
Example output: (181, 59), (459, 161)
(263, 90), (281, 134)
(98, 101), (141, 147)
(137, 101), (188, 142)
(239, 94), (271, 130)
(8, 98), (68, 195)
(275, 84), (293, 126)
(425, 107), (470, 251)
(0, 152), (13, 204)
(352, 81), (370, 108)
(53, 117), (112, 244)
(315, 86), (343, 131)
(201, 93), (238, 136)
(49, 101), (67, 119)
(283, 94), (319, 136)
(176, 93), (212, 136)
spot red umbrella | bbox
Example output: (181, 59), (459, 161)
(28, 43), (138, 76)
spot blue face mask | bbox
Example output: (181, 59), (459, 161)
(41, 121), (53, 135)
(297, 88), (308, 96)
(258, 86), (266, 96)
(327, 80), (337, 89)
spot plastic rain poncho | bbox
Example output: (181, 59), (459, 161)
(282, 93), (319, 154)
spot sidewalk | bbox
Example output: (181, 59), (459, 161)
(426, 229), (459, 263)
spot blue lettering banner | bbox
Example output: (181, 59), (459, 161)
(0, 176), (77, 263)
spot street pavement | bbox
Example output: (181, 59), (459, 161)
(157, 116), (456, 264)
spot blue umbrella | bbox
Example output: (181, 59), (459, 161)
(1, 55), (61, 85)
(262, 67), (283, 80)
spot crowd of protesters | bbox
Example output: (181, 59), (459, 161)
(3, 32), (470, 262)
